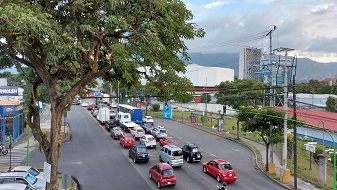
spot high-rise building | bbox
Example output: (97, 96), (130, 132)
(239, 46), (263, 80)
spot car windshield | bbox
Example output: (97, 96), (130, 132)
(167, 139), (175, 143)
(125, 136), (133, 139)
(162, 169), (174, 176)
(137, 129), (143, 132)
(147, 137), (155, 141)
(137, 147), (147, 153)
(221, 163), (233, 170)
(28, 167), (40, 176)
(173, 150), (182, 156)
(25, 173), (37, 185)
(159, 129), (166, 133)
(192, 147), (200, 153)
(114, 128), (121, 132)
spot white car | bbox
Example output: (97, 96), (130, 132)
(139, 135), (156, 148)
(0, 183), (33, 190)
(0, 172), (46, 189)
(130, 126), (145, 139)
(9, 166), (43, 179)
(142, 116), (154, 125)
(81, 102), (89, 107)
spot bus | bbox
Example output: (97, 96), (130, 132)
(118, 104), (143, 124)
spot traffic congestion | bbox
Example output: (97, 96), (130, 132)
(78, 100), (275, 190)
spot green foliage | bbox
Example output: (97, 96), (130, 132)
(313, 146), (323, 163)
(215, 79), (265, 109)
(237, 106), (287, 144)
(325, 96), (337, 112)
(201, 93), (211, 103)
(152, 104), (160, 112)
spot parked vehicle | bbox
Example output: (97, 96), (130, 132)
(110, 127), (123, 139)
(181, 143), (203, 163)
(159, 145), (183, 167)
(0, 172), (46, 189)
(159, 137), (178, 146)
(139, 135), (156, 149)
(142, 116), (154, 125)
(128, 144), (149, 163)
(202, 159), (237, 183)
(9, 166), (43, 178)
(149, 163), (176, 188)
(119, 133), (135, 148)
(130, 126), (145, 140)
(0, 183), (34, 190)
(97, 107), (110, 125)
(142, 123), (154, 134)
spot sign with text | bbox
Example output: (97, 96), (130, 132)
(0, 86), (18, 96)
(305, 143), (316, 153)
(43, 162), (51, 183)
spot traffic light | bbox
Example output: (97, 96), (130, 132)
(223, 105), (226, 116)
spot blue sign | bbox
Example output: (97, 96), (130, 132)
(0, 86), (18, 96)
(162, 103), (173, 119)
(94, 91), (101, 97)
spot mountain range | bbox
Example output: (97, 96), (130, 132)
(186, 52), (337, 82)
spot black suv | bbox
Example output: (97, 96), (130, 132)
(105, 119), (117, 131)
(181, 144), (203, 163)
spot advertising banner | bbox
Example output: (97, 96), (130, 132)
(0, 86), (19, 96)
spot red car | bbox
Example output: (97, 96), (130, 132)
(159, 137), (178, 146)
(202, 159), (236, 183)
(149, 163), (176, 188)
(87, 104), (94, 110)
(119, 133), (135, 148)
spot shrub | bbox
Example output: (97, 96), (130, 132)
(152, 104), (160, 111)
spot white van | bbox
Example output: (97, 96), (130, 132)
(98, 107), (110, 125)
(116, 112), (131, 126)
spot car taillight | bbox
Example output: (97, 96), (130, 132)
(180, 156), (183, 159)
(171, 157), (175, 160)
(146, 140), (149, 142)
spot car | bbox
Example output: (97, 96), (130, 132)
(0, 172), (46, 189)
(159, 145), (183, 167)
(149, 163), (176, 188)
(86, 104), (94, 110)
(142, 123), (154, 134)
(110, 127), (123, 139)
(202, 159), (237, 183)
(150, 125), (166, 139)
(105, 119), (117, 131)
(81, 102), (88, 107)
(159, 137), (178, 146)
(92, 109), (99, 118)
(153, 128), (167, 141)
(119, 133), (135, 148)
(130, 126), (145, 140)
(109, 110), (116, 119)
(9, 166), (43, 178)
(139, 135), (157, 149)
(0, 183), (34, 190)
(181, 143), (203, 163)
(128, 144), (150, 163)
(142, 116), (154, 125)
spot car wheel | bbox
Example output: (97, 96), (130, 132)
(187, 156), (191, 163)
(216, 175), (221, 183)
(157, 181), (161, 189)
(149, 172), (152, 179)
(122, 143), (125, 148)
(133, 158), (137, 163)
(159, 156), (163, 162)
(154, 145), (156, 149)
(203, 166), (207, 173)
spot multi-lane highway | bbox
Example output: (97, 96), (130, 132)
(29, 105), (287, 190)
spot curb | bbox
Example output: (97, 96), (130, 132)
(172, 118), (292, 190)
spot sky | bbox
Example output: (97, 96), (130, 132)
(182, 0), (337, 63)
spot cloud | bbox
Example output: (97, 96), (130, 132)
(204, 0), (230, 9)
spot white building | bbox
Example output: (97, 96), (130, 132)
(239, 46), (263, 80)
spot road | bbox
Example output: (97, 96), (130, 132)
(28, 105), (287, 190)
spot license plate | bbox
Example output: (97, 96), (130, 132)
(197, 154), (200, 158)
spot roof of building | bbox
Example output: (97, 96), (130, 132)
(321, 78), (334, 82)
(279, 107), (337, 132)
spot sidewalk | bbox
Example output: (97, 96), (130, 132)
(177, 119), (321, 190)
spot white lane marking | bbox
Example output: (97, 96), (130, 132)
(209, 153), (217, 157)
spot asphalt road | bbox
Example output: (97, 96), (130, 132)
(28, 105), (287, 190)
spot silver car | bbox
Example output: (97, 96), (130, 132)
(139, 135), (157, 148)
(159, 145), (183, 167)
(0, 183), (34, 190)
(0, 172), (46, 190)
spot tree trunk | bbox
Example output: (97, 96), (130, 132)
(45, 106), (62, 190)
(265, 142), (269, 172)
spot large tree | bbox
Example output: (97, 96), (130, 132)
(0, 1), (204, 189)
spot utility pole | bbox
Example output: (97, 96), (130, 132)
(293, 74), (298, 189)
(266, 25), (277, 164)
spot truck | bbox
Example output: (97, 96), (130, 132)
(116, 112), (131, 126)
(97, 107), (110, 125)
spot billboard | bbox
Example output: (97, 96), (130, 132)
(0, 86), (19, 96)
